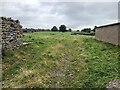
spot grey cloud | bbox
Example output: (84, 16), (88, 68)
(1, 1), (118, 29)
(50, 2), (118, 28)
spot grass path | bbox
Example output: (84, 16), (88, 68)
(2, 32), (120, 88)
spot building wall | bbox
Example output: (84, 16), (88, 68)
(1, 17), (23, 50)
(95, 24), (120, 45)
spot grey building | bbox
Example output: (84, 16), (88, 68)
(95, 22), (120, 45)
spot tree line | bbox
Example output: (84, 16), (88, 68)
(23, 25), (71, 33)
(23, 25), (96, 33)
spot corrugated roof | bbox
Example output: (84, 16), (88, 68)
(96, 22), (120, 28)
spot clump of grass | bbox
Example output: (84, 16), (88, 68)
(28, 35), (32, 39)
(50, 33), (55, 35)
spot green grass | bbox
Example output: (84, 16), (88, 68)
(2, 32), (120, 88)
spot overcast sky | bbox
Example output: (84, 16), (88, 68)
(0, 0), (119, 30)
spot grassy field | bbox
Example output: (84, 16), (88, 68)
(2, 32), (120, 88)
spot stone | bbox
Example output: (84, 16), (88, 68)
(106, 79), (120, 90)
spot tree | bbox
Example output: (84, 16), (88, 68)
(59, 25), (67, 32)
(68, 28), (72, 32)
(92, 26), (97, 32)
(81, 28), (91, 33)
(51, 26), (58, 32)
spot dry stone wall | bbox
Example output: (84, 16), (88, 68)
(0, 20), (1, 77)
(0, 17), (23, 50)
(0, 18), (2, 54)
